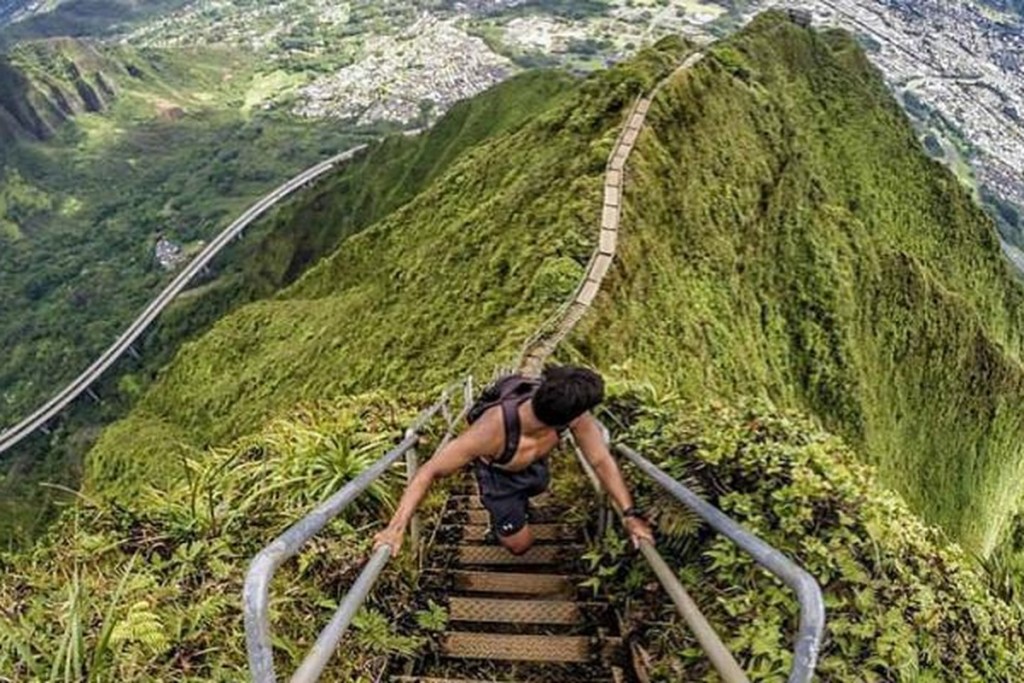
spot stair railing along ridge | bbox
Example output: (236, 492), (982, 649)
(244, 49), (825, 683)
(572, 424), (825, 683)
(241, 60), (669, 681)
(517, 49), (706, 377)
(244, 378), (473, 683)
(519, 48), (825, 683)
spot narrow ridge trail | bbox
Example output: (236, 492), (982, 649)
(390, 51), (706, 683)
(518, 50), (704, 377)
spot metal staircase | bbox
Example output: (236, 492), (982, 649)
(242, 379), (824, 683)
(392, 481), (623, 682)
(242, 49), (825, 683)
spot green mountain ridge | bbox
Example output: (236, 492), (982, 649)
(4, 11), (1024, 681)
(579, 20), (1024, 556)
(0, 38), (119, 142)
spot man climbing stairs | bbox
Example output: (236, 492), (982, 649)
(392, 480), (627, 682)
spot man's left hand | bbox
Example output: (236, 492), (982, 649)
(624, 516), (655, 549)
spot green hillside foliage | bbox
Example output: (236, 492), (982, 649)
(4, 11), (1024, 682)
(90, 40), (687, 465)
(575, 13), (1024, 556)
(600, 389), (1024, 681)
(0, 38), (372, 427)
(0, 66), (576, 545)
(0, 38), (377, 544)
(1, 393), (446, 681)
(146, 69), (580, 370)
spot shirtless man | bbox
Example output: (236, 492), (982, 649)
(373, 366), (654, 556)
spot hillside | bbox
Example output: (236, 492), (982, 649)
(0, 35), (386, 543)
(3, 11), (1024, 682)
(0, 38), (124, 141)
(576, 15), (1024, 557)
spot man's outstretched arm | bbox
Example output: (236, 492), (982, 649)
(572, 413), (655, 547)
(372, 423), (492, 554)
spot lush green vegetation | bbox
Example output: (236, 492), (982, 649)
(0, 63), (578, 546)
(3, 11), (1024, 682)
(1, 42), (684, 678)
(1, 394), (452, 681)
(576, 14), (1024, 557)
(111, 42), (683, 453)
(0, 39), (375, 423)
(596, 390), (1024, 680)
(0, 38), (383, 544)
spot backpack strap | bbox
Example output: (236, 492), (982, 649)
(467, 375), (539, 466)
(495, 393), (531, 465)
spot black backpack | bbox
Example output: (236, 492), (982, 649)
(467, 374), (540, 465)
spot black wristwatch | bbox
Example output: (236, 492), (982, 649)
(622, 506), (646, 521)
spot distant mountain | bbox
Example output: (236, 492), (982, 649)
(0, 38), (120, 142)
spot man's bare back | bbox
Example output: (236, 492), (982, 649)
(373, 367), (654, 556)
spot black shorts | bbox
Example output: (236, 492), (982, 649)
(474, 459), (550, 537)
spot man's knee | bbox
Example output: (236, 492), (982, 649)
(499, 527), (534, 555)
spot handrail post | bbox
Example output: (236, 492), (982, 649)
(570, 433), (749, 683)
(404, 428), (421, 556)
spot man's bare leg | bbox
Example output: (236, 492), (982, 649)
(499, 525), (534, 555)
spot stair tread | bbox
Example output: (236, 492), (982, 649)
(466, 508), (561, 524)
(441, 632), (595, 663)
(458, 523), (578, 542)
(455, 545), (582, 566)
(451, 493), (553, 509)
(452, 571), (576, 595)
(449, 597), (581, 624)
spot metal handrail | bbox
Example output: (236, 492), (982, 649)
(573, 424), (825, 683)
(570, 436), (749, 683)
(243, 378), (470, 683)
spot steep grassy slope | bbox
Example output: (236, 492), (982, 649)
(83, 41), (688, 500)
(4, 12), (1024, 682)
(574, 14), (1024, 555)
(146, 68), (581, 365)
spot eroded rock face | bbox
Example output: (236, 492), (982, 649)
(0, 39), (120, 141)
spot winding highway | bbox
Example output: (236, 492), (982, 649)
(0, 144), (369, 456)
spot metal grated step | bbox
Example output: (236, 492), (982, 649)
(465, 508), (560, 525)
(458, 524), (578, 543)
(452, 571), (575, 595)
(441, 632), (594, 663)
(451, 493), (554, 510)
(392, 678), (523, 683)
(456, 545), (582, 566)
(449, 597), (581, 625)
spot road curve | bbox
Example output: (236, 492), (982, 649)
(0, 144), (369, 456)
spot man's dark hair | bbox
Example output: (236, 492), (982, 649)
(532, 365), (604, 427)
